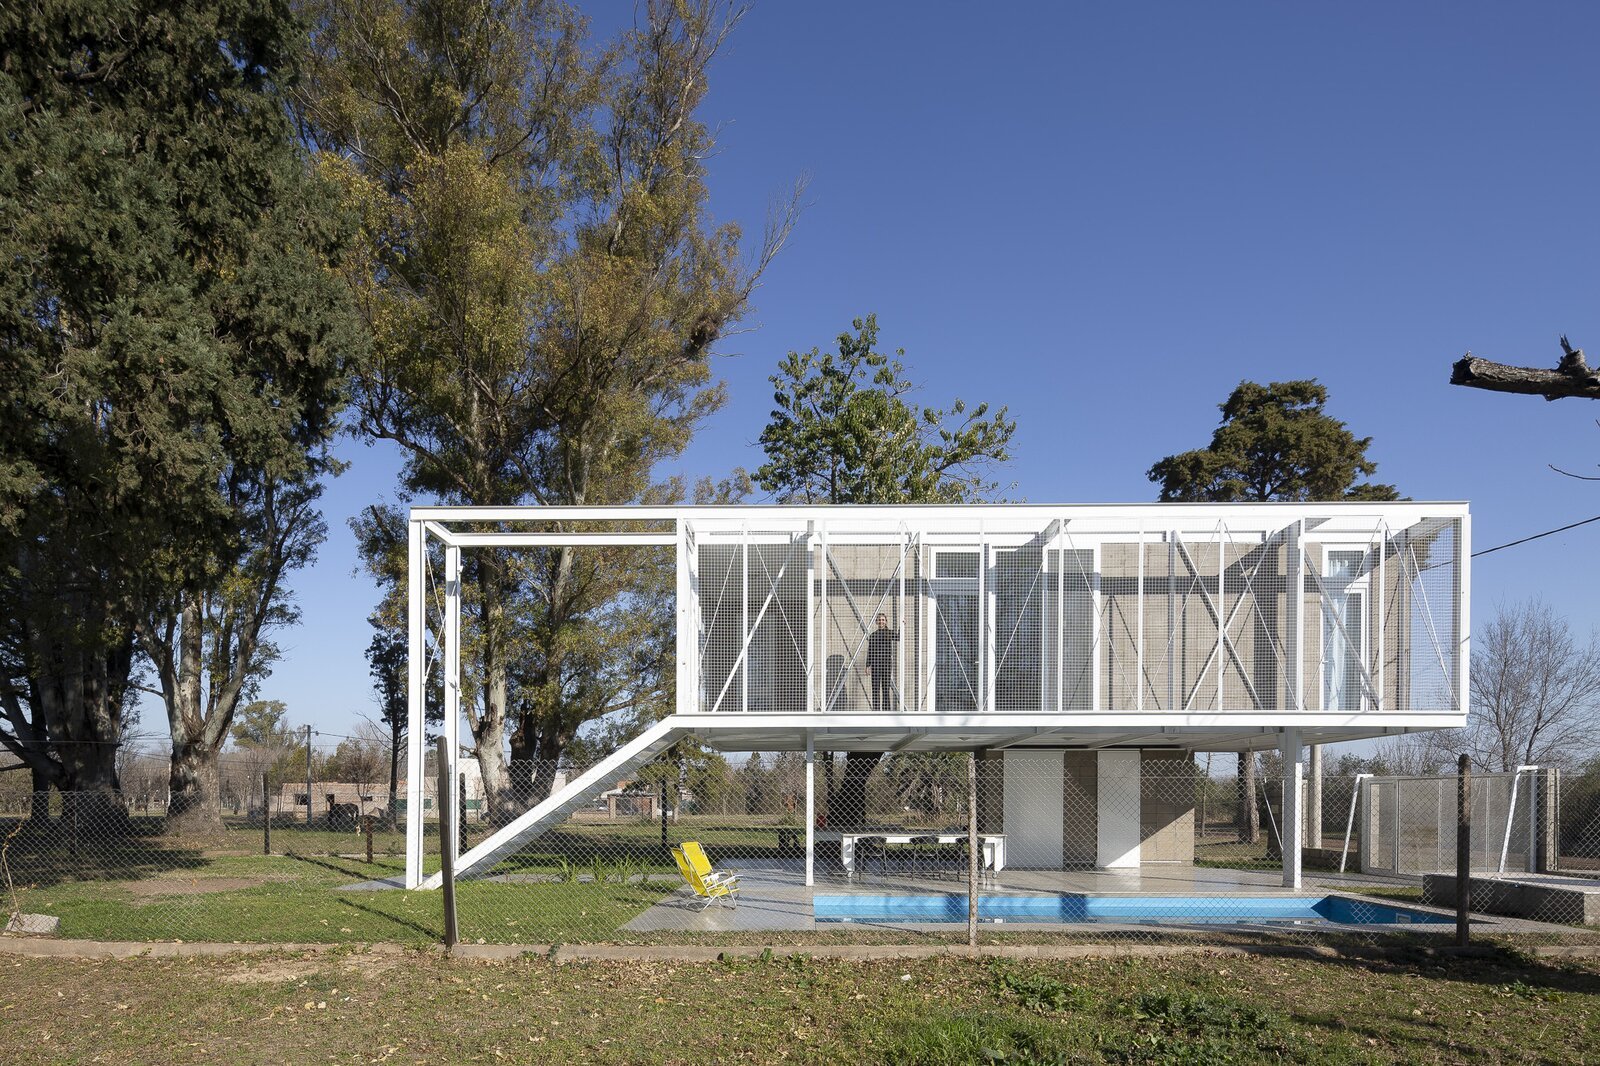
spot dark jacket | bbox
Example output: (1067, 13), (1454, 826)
(866, 627), (898, 671)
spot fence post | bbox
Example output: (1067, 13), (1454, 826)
(437, 738), (458, 950)
(364, 815), (374, 865)
(262, 773), (271, 856)
(967, 752), (979, 950)
(1456, 753), (1471, 947)
(458, 772), (469, 854)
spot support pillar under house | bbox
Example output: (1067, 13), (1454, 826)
(1280, 729), (1304, 889)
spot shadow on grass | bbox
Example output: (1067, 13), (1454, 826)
(0, 819), (209, 890)
(282, 852), (394, 882)
(333, 896), (442, 943)
(1301, 939), (1600, 1000)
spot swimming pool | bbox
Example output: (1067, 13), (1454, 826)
(812, 893), (1449, 926)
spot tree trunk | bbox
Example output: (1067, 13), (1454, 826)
(27, 764), (55, 825)
(163, 593), (226, 832)
(1307, 743), (1323, 850)
(507, 725), (573, 814)
(387, 716), (401, 826)
(831, 752), (880, 829)
(166, 740), (223, 832)
(1236, 752), (1259, 844)
(469, 557), (512, 821)
(473, 716), (511, 823)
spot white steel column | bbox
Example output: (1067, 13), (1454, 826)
(898, 525), (907, 713)
(805, 521), (816, 711)
(444, 542), (462, 863)
(1054, 519), (1065, 713)
(1171, 534), (1184, 710)
(980, 521), (993, 713)
(1458, 514), (1471, 716)
(818, 520), (828, 712)
(1376, 523), (1386, 712)
(1288, 521), (1304, 711)
(741, 524), (749, 714)
(1280, 728), (1304, 889)
(675, 519), (693, 716)
(805, 732), (816, 887)
(1136, 520), (1145, 712)
(405, 519), (426, 888)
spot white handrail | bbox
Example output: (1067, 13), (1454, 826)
(1497, 765), (1539, 875)
(1338, 773), (1373, 873)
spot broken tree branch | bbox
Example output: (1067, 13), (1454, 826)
(1451, 336), (1600, 401)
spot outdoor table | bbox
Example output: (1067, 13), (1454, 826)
(815, 830), (1006, 877)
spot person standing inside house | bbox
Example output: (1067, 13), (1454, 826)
(866, 612), (899, 712)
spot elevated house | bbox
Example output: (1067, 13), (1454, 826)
(402, 503), (1468, 892)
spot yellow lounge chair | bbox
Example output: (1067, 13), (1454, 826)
(680, 840), (740, 893)
(671, 846), (738, 910)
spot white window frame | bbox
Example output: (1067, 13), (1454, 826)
(1319, 544), (1371, 712)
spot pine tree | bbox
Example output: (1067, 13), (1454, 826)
(0, 1), (361, 810)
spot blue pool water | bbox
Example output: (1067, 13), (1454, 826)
(812, 894), (1449, 926)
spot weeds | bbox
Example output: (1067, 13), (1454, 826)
(990, 966), (1093, 1013)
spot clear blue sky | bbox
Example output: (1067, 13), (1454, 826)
(220, 2), (1600, 745)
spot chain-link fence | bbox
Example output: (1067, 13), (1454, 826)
(0, 781), (429, 943)
(438, 752), (1600, 948)
(6, 756), (1600, 948)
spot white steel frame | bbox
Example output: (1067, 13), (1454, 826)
(403, 502), (1469, 888)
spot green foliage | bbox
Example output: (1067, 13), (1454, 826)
(366, 625), (407, 736)
(756, 315), (1016, 505)
(882, 752), (968, 822)
(230, 702), (291, 748)
(1147, 380), (1399, 503)
(0, 0), (361, 792)
(632, 741), (737, 815)
(296, 0), (789, 803)
(991, 967), (1094, 1013)
(1108, 990), (1283, 1065)
(322, 738), (386, 785)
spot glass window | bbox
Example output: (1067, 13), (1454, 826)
(1323, 550), (1365, 712)
(935, 551), (979, 579)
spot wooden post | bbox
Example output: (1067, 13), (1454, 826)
(967, 752), (979, 950)
(262, 772), (272, 856)
(458, 772), (469, 854)
(437, 737), (458, 950)
(1456, 753), (1471, 947)
(364, 815), (374, 865)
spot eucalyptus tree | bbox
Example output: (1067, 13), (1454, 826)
(297, 0), (797, 815)
(755, 315), (1016, 827)
(0, 1), (359, 810)
(136, 478), (333, 828)
(1148, 379), (1400, 843)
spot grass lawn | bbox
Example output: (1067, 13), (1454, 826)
(9, 851), (678, 945)
(1, 947), (1598, 1064)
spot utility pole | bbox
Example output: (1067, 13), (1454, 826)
(304, 725), (314, 825)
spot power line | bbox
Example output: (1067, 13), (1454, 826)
(1472, 513), (1600, 559)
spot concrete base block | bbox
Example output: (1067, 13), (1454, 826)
(1423, 873), (1600, 925)
(5, 913), (61, 937)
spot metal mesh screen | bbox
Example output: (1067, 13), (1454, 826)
(687, 511), (1464, 716)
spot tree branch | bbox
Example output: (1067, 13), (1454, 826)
(1450, 336), (1600, 401)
